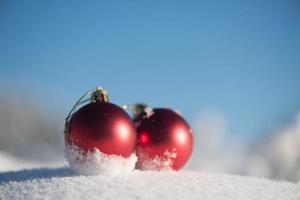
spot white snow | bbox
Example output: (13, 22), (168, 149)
(0, 151), (299, 200)
(64, 143), (137, 175)
(136, 147), (177, 171)
(0, 167), (299, 200)
(0, 151), (64, 172)
(1, 145), (299, 200)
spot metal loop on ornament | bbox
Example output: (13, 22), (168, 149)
(64, 87), (107, 134)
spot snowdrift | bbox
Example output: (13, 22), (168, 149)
(0, 167), (299, 200)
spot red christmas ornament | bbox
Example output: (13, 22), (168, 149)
(133, 105), (193, 171)
(64, 87), (136, 158)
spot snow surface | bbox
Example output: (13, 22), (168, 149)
(0, 167), (299, 200)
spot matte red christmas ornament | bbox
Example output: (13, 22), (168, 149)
(133, 104), (193, 171)
(64, 87), (137, 158)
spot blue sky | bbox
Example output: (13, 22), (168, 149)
(0, 0), (299, 142)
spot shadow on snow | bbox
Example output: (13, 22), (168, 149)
(0, 167), (76, 183)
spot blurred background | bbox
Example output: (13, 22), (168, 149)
(0, 0), (299, 182)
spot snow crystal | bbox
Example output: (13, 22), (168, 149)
(64, 143), (137, 175)
(136, 147), (177, 171)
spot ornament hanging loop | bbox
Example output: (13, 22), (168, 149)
(64, 86), (109, 134)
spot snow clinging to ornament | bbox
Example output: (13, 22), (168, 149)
(64, 87), (137, 175)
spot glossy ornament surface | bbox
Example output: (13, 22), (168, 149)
(64, 88), (136, 158)
(135, 108), (193, 170)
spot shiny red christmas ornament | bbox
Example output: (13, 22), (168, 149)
(64, 87), (136, 158)
(133, 105), (193, 170)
